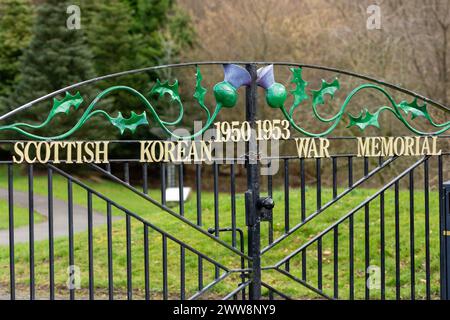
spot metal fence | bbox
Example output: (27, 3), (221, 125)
(0, 62), (449, 300)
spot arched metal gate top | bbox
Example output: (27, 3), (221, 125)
(0, 62), (448, 140)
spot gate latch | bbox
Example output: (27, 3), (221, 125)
(256, 197), (275, 221)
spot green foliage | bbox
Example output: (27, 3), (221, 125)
(8, 0), (96, 111)
(347, 108), (382, 130)
(398, 98), (431, 121)
(289, 67), (309, 109)
(108, 111), (148, 134)
(51, 92), (84, 117)
(0, 0), (195, 141)
(0, 0), (33, 100)
(80, 0), (195, 140)
(149, 79), (181, 104)
(311, 78), (340, 106)
(165, 4), (196, 50)
(81, 0), (139, 75)
(193, 67), (208, 109)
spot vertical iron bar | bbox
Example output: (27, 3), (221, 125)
(213, 161), (219, 279)
(245, 63), (261, 300)
(68, 179), (74, 300)
(380, 191), (385, 300)
(333, 226), (339, 299)
(300, 158), (306, 220)
(364, 157), (369, 300)
(395, 181), (401, 300)
(179, 164), (184, 216)
(349, 214), (354, 300)
(284, 159), (290, 234)
(409, 170), (415, 300)
(180, 246), (185, 300)
(107, 202), (114, 300)
(124, 162), (129, 184)
(142, 163), (148, 194)
(316, 158), (321, 211)
(161, 163), (166, 205)
(8, 164), (15, 300)
(318, 238), (322, 290)
(47, 167), (54, 300)
(28, 165), (35, 300)
(144, 225), (150, 300)
(87, 191), (94, 300)
(332, 157), (337, 199)
(439, 155), (445, 299)
(348, 156), (353, 187)
(364, 157), (369, 176)
(126, 215), (132, 300)
(424, 159), (431, 300)
(348, 156), (354, 300)
(300, 159), (306, 281)
(268, 161), (273, 245)
(162, 234), (168, 300)
(240, 230), (246, 300)
(196, 164), (203, 290)
(231, 163), (237, 248)
(284, 159), (290, 272)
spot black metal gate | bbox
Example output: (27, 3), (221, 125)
(0, 62), (449, 300)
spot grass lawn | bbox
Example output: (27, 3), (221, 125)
(0, 200), (45, 230)
(0, 166), (442, 300)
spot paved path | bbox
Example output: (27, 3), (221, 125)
(0, 189), (122, 245)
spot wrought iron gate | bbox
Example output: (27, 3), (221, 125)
(0, 62), (449, 300)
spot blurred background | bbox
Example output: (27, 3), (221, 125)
(0, 0), (449, 184)
(0, 1), (449, 300)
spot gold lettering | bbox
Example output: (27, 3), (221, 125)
(357, 138), (370, 157)
(381, 137), (394, 157)
(76, 141), (83, 163)
(12, 142), (24, 163)
(319, 138), (330, 158)
(371, 137), (381, 157)
(404, 137), (415, 156)
(200, 141), (212, 162)
(295, 138), (311, 158)
(36, 142), (51, 163)
(432, 137), (442, 155)
(52, 142), (65, 164)
(94, 141), (109, 163)
(421, 137), (430, 155)
(24, 142), (37, 163)
(140, 142), (151, 162)
(83, 142), (95, 162)
(151, 141), (164, 162)
(165, 141), (176, 162)
(393, 137), (404, 155)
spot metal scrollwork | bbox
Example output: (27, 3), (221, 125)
(1, 63), (448, 140)
(0, 64), (250, 140)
